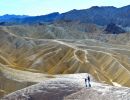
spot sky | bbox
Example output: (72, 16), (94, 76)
(0, 0), (130, 16)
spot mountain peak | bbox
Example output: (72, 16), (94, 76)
(90, 6), (116, 10)
(90, 6), (100, 9)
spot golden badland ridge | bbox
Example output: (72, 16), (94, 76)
(0, 22), (130, 99)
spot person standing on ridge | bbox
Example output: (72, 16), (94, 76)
(85, 75), (91, 88)
(88, 75), (91, 87)
(85, 77), (87, 87)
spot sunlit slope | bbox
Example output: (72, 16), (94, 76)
(0, 29), (130, 97)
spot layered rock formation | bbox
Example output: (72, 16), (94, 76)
(0, 25), (130, 99)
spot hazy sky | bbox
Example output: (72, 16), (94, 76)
(0, 0), (130, 16)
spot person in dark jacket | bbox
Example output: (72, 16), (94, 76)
(85, 78), (87, 87)
(87, 75), (91, 87)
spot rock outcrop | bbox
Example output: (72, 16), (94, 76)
(105, 23), (125, 34)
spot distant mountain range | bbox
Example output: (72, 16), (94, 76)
(0, 5), (130, 26)
(56, 5), (130, 27)
(0, 13), (59, 25)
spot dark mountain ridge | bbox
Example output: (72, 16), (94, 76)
(0, 5), (130, 26)
(21, 12), (60, 24)
(56, 5), (130, 26)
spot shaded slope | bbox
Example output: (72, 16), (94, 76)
(105, 23), (125, 34)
